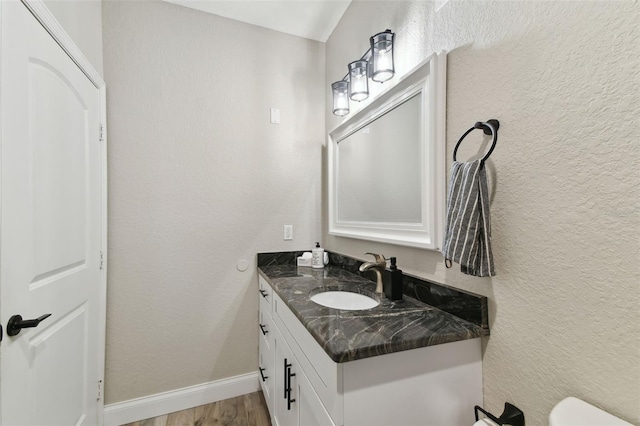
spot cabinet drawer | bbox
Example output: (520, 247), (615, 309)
(259, 305), (273, 351)
(258, 275), (273, 312)
(259, 332), (275, 415)
(272, 292), (343, 425)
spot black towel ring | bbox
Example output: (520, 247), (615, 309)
(452, 119), (500, 167)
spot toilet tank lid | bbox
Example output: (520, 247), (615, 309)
(549, 397), (632, 426)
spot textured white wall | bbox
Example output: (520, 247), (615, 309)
(43, 0), (103, 75)
(325, 1), (640, 425)
(102, 1), (324, 403)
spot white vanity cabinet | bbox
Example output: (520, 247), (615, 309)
(259, 276), (334, 426)
(258, 275), (483, 426)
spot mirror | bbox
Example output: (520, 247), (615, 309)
(328, 52), (447, 250)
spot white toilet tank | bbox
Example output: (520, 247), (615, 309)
(549, 397), (633, 426)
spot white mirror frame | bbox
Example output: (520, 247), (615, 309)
(328, 51), (447, 250)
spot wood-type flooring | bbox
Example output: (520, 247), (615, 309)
(123, 391), (271, 426)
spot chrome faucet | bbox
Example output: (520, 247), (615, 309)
(359, 253), (386, 294)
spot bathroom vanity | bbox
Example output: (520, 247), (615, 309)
(257, 253), (489, 426)
(256, 49), (486, 426)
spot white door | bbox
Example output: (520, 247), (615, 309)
(0, 1), (104, 425)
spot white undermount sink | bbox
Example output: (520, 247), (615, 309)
(310, 291), (379, 311)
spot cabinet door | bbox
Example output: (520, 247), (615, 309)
(273, 292), (343, 424)
(273, 326), (299, 426)
(272, 325), (335, 426)
(298, 368), (336, 426)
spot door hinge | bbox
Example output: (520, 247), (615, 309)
(97, 379), (103, 401)
(99, 124), (105, 143)
(100, 251), (104, 270)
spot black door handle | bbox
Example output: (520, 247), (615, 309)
(7, 314), (52, 336)
(259, 289), (268, 299)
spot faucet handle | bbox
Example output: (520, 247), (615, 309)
(364, 252), (386, 264)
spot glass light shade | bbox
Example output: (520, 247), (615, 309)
(348, 60), (369, 102)
(332, 81), (350, 116)
(370, 30), (395, 83)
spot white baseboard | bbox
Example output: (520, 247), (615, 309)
(103, 372), (260, 426)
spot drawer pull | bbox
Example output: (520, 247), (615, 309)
(259, 324), (268, 335)
(259, 367), (268, 382)
(259, 289), (269, 299)
(286, 364), (296, 410)
(284, 358), (292, 399)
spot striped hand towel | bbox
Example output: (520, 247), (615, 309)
(442, 160), (495, 277)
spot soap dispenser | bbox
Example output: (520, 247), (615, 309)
(384, 257), (403, 301)
(311, 242), (324, 269)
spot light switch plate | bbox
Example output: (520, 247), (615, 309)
(270, 108), (280, 124)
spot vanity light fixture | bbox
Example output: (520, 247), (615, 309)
(332, 81), (350, 116)
(348, 59), (369, 101)
(331, 29), (396, 116)
(370, 30), (395, 82)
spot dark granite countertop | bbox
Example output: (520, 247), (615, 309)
(258, 264), (489, 363)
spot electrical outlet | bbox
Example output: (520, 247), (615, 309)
(283, 225), (293, 240)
